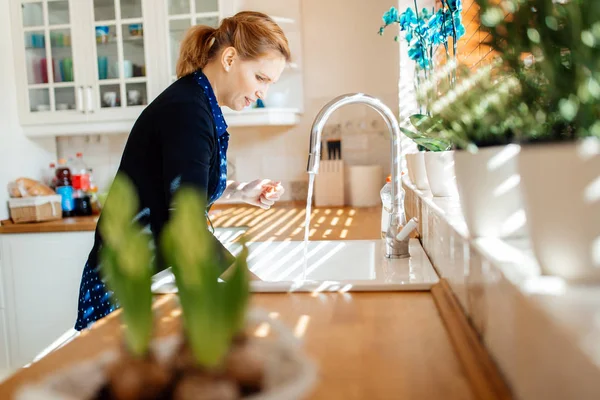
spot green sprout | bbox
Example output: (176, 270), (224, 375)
(99, 173), (154, 358)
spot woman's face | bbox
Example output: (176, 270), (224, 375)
(222, 50), (286, 111)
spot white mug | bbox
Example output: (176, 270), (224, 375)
(127, 89), (141, 105)
(103, 91), (117, 107)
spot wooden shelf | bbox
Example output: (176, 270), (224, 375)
(222, 107), (301, 127)
(271, 16), (295, 24)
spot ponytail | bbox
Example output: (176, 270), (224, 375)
(176, 25), (217, 78)
(176, 11), (291, 79)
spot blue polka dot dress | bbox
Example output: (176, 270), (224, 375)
(193, 70), (229, 205)
(75, 70), (229, 331)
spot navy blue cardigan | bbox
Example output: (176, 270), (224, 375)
(89, 73), (225, 269)
(75, 73), (232, 330)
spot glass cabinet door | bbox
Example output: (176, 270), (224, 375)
(91, 0), (149, 110)
(167, 0), (219, 82)
(21, 0), (80, 115)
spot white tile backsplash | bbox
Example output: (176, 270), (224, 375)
(234, 156), (263, 184)
(57, 134), (127, 192)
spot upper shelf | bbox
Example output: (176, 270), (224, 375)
(22, 108), (302, 137)
(223, 107), (301, 127)
(270, 16), (295, 25)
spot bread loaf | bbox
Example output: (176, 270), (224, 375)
(26, 182), (56, 196)
(7, 178), (55, 197)
(7, 182), (24, 198)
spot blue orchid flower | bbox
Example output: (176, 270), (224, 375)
(427, 9), (443, 30)
(454, 20), (466, 38)
(420, 7), (432, 20)
(448, 0), (462, 12)
(379, 0), (464, 72)
(399, 7), (417, 31)
(440, 0), (462, 13)
(408, 43), (425, 61)
(382, 6), (399, 25)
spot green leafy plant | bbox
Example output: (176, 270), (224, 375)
(99, 173), (251, 369)
(99, 173), (154, 358)
(160, 187), (250, 368)
(477, 0), (600, 141)
(407, 61), (543, 151)
(399, 114), (452, 151)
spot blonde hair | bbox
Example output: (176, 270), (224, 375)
(176, 11), (291, 78)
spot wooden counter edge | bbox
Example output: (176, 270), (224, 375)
(0, 217), (98, 234)
(431, 279), (514, 400)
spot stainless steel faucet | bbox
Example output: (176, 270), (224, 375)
(307, 93), (413, 259)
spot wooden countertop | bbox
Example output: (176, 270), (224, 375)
(0, 202), (382, 240)
(0, 293), (475, 399)
(0, 202), (488, 399)
(0, 216), (98, 234)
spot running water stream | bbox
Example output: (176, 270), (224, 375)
(301, 173), (316, 281)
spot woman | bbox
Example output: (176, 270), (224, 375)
(75, 11), (290, 330)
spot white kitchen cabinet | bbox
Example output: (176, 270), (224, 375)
(10, 0), (160, 137)
(0, 231), (94, 368)
(10, 0), (89, 127)
(10, 0), (304, 137)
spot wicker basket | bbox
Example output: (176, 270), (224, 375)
(8, 195), (62, 224)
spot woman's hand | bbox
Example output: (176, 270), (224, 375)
(223, 179), (285, 209)
(240, 179), (284, 209)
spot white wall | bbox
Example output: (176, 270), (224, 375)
(0, 0), (56, 221)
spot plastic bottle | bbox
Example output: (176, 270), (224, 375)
(71, 152), (90, 191)
(380, 175), (392, 238)
(74, 191), (93, 216)
(44, 162), (57, 190)
(87, 168), (101, 215)
(71, 153), (92, 216)
(55, 158), (75, 217)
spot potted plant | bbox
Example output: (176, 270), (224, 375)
(410, 62), (531, 238)
(17, 174), (317, 399)
(401, 117), (454, 195)
(379, 1), (465, 196)
(405, 147), (430, 191)
(477, 0), (600, 283)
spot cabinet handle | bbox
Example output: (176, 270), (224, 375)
(76, 86), (84, 113)
(86, 86), (94, 113)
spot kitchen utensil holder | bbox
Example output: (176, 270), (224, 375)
(314, 160), (345, 207)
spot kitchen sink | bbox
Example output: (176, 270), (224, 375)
(152, 238), (439, 293)
(212, 226), (248, 243)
